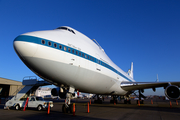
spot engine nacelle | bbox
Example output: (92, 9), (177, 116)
(51, 88), (60, 96)
(51, 87), (66, 99)
(165, 85), (180, 100)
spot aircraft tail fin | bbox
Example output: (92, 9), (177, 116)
(128, 62), (133, 79)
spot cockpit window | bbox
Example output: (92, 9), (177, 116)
(57, 27), (67, 30)
(56, 27), (75, 34)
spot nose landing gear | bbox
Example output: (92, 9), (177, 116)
(62, 86), (76, 113)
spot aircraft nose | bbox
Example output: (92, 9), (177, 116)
(13, 34), (38, 59)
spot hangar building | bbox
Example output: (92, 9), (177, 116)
(0, 77), (24, 98)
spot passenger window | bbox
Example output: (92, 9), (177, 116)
(48, 41), (51, 46)
(72, 49), (74, 54)
(68, 48), (71, 52)
(59, 45), (62, 49)
(82, 53), (84, 57)
(76, 51), (78, 55)
(42, 40), (45, 44)
(79, 52), (81, 56)
(85, 55), (87, 58)
(54, 43), (57, 48)
(64, 46), (66, 51)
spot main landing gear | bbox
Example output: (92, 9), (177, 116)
(137, 89), (146, 104)
(62, 87), (76, 113)
(124, 95), (131, 104)
(94, 95), (103, 104)
(110, 95), (118, 104)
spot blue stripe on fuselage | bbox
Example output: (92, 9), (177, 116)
(14, 35), (133, 82)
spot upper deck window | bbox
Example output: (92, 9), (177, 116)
(56, 27), (75, 34)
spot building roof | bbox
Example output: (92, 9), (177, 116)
(0, 77), (22, 85)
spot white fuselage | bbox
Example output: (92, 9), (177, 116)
(13, 26), (135, 95)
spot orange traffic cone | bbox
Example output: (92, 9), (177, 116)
(170, 101), (172, 108)
(87, 102), (90, 113)
(151, 99), (153, 104)
(47, 102), (50, 114)
(73, 103), (75, 116)
(176, 100), (178, 105)
(138, 100), (140, 106)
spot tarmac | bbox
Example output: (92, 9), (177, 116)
(0, 97), (180, 120)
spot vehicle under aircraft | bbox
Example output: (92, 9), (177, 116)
(13, 26), (180, 113)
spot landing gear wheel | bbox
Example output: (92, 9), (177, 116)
(110, 100), (117, 104)
(69, 104), (73, 113)
(124, 100), (127, 104)
(15, 104), (20, 110)
(46, 107), (51, 111)
(62, 104), (68, 113)
(37, 105), (43, 111)
(124, 100), (131, 104)
(137, 100), (144, 104)
(62, 104), (76, 113)
(94, 100), (102, 104)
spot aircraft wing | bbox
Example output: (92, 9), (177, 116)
(120, 81), (180, 91)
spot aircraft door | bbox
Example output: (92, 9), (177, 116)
(96, 54), (101, 71)
(66, 48), (77, 66)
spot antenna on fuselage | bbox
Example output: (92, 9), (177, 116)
(156, 74), (159, 82)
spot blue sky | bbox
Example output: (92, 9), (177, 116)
(0, 0), (180, 95)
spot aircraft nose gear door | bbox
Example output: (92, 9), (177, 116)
(96, 54), (101, 71)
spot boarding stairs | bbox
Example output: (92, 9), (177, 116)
(11, 85), (25, 97)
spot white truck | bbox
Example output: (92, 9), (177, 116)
(5, 96), (53, 110)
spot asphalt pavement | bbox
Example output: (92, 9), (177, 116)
(0, 97), (180, 120)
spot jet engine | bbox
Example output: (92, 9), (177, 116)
(51, 87), (66, 99)
(165, 85), (180, 99)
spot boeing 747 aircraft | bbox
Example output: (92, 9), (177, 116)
(13, 26), (180, 113)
